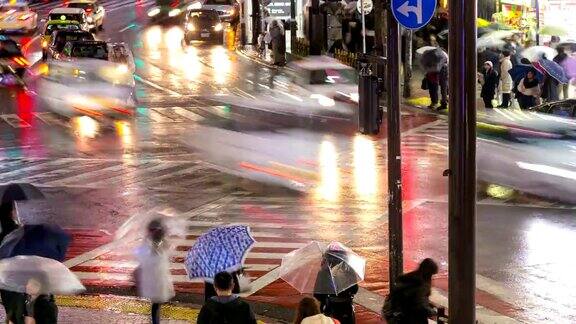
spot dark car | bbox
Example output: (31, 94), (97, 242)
(183, 9), (223, 44)
(60, 40), (108, 61)
(529, 99), (576, 118)
(0, 36), (27, 77)
(45, 30), (95, 60)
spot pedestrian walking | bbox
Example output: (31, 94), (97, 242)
(382, 258), (439, 324)
(424, 63), (448, 111)
(478, 61), (499, 108)
(499, 50), (514, 107)
(516, 70), (541, 109)
(554, 47), (570, 99)
(313, 255), (358, 324)
(294, 297), (340, 324)
(1, 200), (26, 324)
(268, 20), (286, 65)
(134, 218), (174, 324)
(197, 271), (257, 324)
(24, 276), (58, 324)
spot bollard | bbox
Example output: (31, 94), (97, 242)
(358, 59), (380, 135)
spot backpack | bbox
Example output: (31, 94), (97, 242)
(205, 302), (231, 324)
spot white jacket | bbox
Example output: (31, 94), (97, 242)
(499, 57), (513, 93)
(301, 314), (338, 324)
(135, 241), (175, 303)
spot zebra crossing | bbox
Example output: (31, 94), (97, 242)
(400, 119), (448, 156)
(0, 157), (235, 191)
(66, 195), (379, 293)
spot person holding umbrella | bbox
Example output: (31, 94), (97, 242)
(498, 50), (514, 108)
(554, 47), (570, 99)
(478, 61), (499, 108)
(0, 183), (45, 324)
(135, 218), (174, 324)
(24, 274), (58, 324)
(516, 69), (541, 109)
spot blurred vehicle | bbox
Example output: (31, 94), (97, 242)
(284, 56), (359, 107)
(44, 29), (94, 61)
(147, 0), (186, 24)
(186, 0), (239, 23)
(58, 40), (108, 61)
(41, 19), (82, 58)
(37, 59), (136, 121)
(48, 8), (89, 31)
(528, 99), (576, 118)
(0, 62), (24, 87)
(65, 0), (105, 31)
(183, 9), (224, 44)
(0, 35), (28, 77)
(0, 2), (38, 34)
(109, 42), (135, 72)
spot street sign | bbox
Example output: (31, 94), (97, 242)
(356, 0), (373, 15)
(391, 0), (437, 30)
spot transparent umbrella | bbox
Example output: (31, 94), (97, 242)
(279, 241), (365, 295)
(522, 46), (558, 62)
(0, 256), (85, 295)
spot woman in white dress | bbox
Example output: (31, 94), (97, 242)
(135, 218), (174, 324)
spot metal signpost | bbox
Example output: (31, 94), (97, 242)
(388, 0), (436, 288)
(448, 0), (477, 322)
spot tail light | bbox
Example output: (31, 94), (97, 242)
(85, 8), (93, 13)
(12, 57), (29, 67)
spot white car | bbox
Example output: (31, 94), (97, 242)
(38, 59), (136, 120)
(0, 3), (38, 34)
(66, 0), (105, 31)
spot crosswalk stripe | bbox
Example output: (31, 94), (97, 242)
(134, 164), (207, 187)
(41, 163), (125, 186)
(1, 114), (31, 128)
(171, 107), (204, 121)
(18, 160), (103, 183)
(73, 271), (194, 283)
(0, 159), (76, 182)
(79, 260), (278, 272)
(87, 162), (175, 186)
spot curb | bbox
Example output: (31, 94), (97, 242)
(236, 47), (278, 70)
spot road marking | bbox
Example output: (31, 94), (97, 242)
(134, 74), (182, 97)
(171, 107), (204, 121)
(1, 114), (31, 128)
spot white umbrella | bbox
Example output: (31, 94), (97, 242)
(416, 46), (439, 55)
(522, 46), (558, 62)
(115, 210), (187, 241)
(476, 30), (517, 49)
(0, 256), (85, 295)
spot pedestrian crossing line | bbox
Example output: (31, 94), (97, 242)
(78, 260), (278, 272)
(17, 160), (105, 184)
(88, 162), (190, 187)
(33, 112), (69, 127)
(0, 159), (77, 182)
(1, 114), (31, 128)
(130, 164), (208, 187)
(41, 163), (127, 186)
(171, 107), (204, 121)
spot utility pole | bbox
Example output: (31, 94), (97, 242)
(386, 1), (403, 290)
(447, 0), (477, 322)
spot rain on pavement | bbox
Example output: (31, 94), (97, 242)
(0, 0), (575, 322)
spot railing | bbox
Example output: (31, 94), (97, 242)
(333, 48), (358, 68)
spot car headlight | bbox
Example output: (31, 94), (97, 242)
(226, 8), (235, 16)
(168, 8), (181, 17)
(187, 2), (202, 10)
(186, 22), (195, 31)
(214, 23), (223, 31)
(147, 7), (160, 17)
(310, 94), (335, 107)
(87, 17), (93, 23)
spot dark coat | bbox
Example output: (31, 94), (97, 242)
(542, 76), (560, 102)
(553, 52), (568, 65)
(197, 295), (257, 324)
(25, 295), (58, 324)
(314, 276), (358, 324)
(481, 68), (499, 98)
(387, 271), (435, 324)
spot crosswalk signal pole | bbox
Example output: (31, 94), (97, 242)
(448, 0), (477, 322)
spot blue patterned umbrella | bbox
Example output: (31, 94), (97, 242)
(539, 58), (570, 84)
(185, 225), (255, 280)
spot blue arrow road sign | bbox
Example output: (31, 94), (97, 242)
(391, 0), (437, 30)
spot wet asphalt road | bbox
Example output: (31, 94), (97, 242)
(0, 1), (575, 322)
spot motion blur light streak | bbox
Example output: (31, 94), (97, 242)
(115, 121), (133, 147)
(183, 46), (202, 84)
(314, 140), (340, 203)
(144, 26), (162, 52)
(517, 162), (576, 181)
(165, 27), (183, 52)
(73, 116), (99, 139)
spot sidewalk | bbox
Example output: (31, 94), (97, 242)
(0, 295), (285, 324)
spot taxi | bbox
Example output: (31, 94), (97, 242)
(0, 2), (38, 34)
(66, 0), (105, 31)
(47, 8), (89, 31)
(41, 19), (82, 60)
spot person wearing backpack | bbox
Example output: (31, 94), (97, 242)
(197, 271), (257, 324)
(382, 258), (439, 324)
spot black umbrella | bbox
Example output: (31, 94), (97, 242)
(0, 183), (44, 204)
(0, 224), (71, 262)
(420, 48), (448, 73)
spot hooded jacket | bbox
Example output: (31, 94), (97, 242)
(197, 295), (257, 324)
